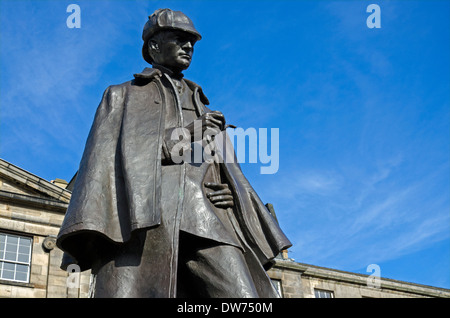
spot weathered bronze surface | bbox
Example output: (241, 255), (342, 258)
(56, 8), (291, 298)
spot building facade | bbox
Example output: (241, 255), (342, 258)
(0, 158), (90, 298)
(267, 258), (450, 298)
(0, 158), (448, 298)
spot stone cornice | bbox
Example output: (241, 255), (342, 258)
(0, 158), (71, 203)
(273, 259), (450, 298)
(0, 190), (68, 212)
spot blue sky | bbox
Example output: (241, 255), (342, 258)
(1, 0), (449, 290)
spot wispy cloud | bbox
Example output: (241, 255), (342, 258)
(264, 153), (449, 271)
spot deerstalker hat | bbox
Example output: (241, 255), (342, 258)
(142, 8), (202, 64)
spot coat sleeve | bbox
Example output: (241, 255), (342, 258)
(218, 132), (292, 269)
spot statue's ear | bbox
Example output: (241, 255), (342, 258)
(149, 40), (160, 53)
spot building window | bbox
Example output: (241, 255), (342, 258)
(271, 279), (283, 297)
(0, 233), (32, 283)
(314, 288), (334, 298)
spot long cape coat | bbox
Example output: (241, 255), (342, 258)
(56, 68), (291, 295)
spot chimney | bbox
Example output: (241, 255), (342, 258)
(51, 178), (68, 189)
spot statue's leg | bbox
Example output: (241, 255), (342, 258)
(91, 224), (177, 298)
(177, 233), (274, 298)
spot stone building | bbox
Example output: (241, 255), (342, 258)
(268, 258), (450, 298)
(0, 158), (449, 298)
(0, 158), (90, 298)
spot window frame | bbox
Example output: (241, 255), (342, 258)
(271, 278), (283, 297)
(0, 232), (33, 283)
(314, 288), (335, 298)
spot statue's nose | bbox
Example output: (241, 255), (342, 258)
(183, 40), (193, 50)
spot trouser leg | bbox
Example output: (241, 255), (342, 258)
(92, 225), (176, 298)
(177, 233), (261, 298)
(91, 230), (279, 298)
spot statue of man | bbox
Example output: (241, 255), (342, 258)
(56, 8), (291, 298)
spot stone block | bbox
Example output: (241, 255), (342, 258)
(0, 285), (12, 297)
(48, 275), (69, 287)
(47, 285), (68, 298)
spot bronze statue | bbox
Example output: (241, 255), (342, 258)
(56, 8), (291, 298)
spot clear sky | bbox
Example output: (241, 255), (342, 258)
(1, 0), (449, 290)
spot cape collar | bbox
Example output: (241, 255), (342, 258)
(133, 67), (209, 105)
(152, 63), (184, 80)
(133, 67), (162, 81)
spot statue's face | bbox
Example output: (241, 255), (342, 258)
(150, 30), (197, 73)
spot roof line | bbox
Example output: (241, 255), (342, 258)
(0, 158), (71, 203)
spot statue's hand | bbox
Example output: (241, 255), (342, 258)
(205, 182), (234, 209)
(185, 111), (226, 141)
